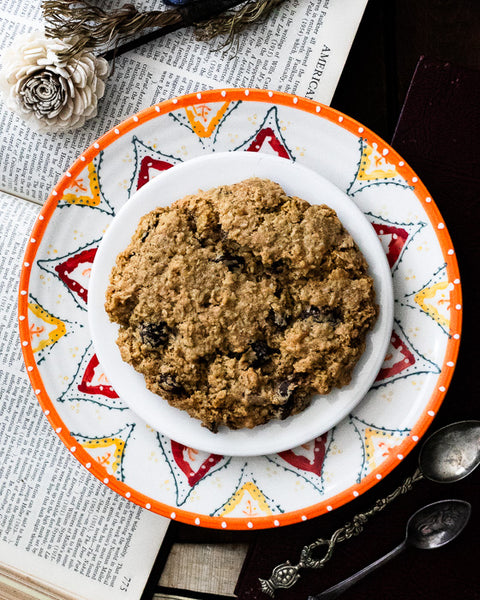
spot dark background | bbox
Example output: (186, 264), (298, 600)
(150, 1), (480, 599)
(333, 0), (480, 140)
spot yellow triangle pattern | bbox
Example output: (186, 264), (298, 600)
(185, 101), (230, 138)
(221, 482), (272, 518)
(28, 302), (67, 353)
(414, 281), (451, 329)
(358, 144), (400, 181)
(62, 163), (101, 206)
(81, 437), (125, 475)
(365, 427), (404, 472)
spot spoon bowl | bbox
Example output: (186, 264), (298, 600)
(406, 498), (472, 550)
(419, 420), (480, 483)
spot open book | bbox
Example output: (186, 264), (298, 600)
(0, 1), (367, 598)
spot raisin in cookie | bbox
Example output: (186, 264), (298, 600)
(105, 178), (378, 432)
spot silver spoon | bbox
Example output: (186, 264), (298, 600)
(259, 420), (480, 597)
(418, 419), (480, 483)
(308, 498), (471, 600)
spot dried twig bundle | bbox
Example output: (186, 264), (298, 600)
(197, 0), (285, 48)
(42, 0), (287, 60)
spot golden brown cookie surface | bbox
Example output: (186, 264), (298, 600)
(105, 178), (378, 432)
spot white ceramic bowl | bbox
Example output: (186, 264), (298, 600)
(88, 151), (394, 456)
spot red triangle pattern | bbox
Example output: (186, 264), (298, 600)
(137, 157), (174, 191)
(375, 330), (416, 382)
(246, 127), (290, 158)
(278, 433), (328, 475)
(171, 441), (223, 487)
(77, 353), (119, 399)
(372, 223), (409, 268)
(54, 247), (97, 304)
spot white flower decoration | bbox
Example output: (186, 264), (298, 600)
(0, 30), (109, 133)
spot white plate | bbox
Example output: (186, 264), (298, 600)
(88, 152), (394, 456)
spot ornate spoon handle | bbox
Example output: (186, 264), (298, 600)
(259, 468), (423, 597)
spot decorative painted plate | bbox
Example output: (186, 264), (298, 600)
(19, 89), (461, 530)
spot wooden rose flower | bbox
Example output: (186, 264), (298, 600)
(0, 30), (108, 132)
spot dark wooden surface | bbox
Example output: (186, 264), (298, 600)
(332, 0), (480, 140)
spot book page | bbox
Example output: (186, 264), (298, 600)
(0, 191), (170, 600)
(0, 0), (367, 204)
